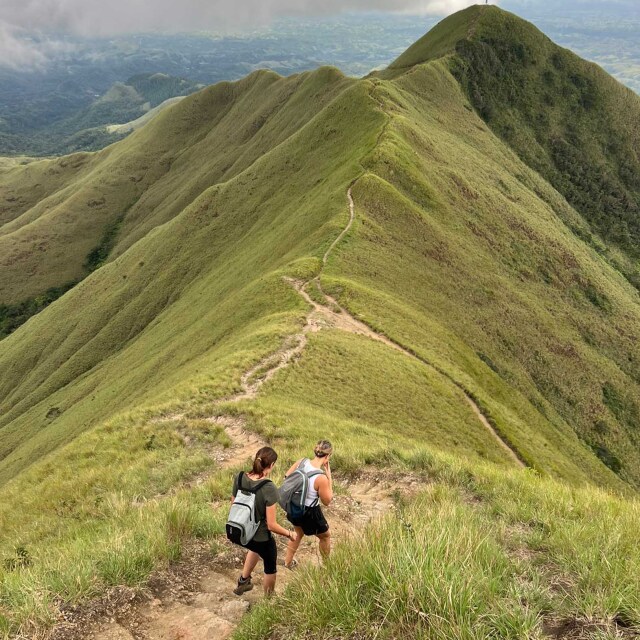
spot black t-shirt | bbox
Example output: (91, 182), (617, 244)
(232, 473), (279, 542)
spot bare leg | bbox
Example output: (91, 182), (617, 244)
(241, 550), (260, 579)
(285, 526), (304, 566)
(263, 573), (277, 595)
(317, 531), (331, 558)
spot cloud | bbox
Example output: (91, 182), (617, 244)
(0, 0), (479, 69)
(0, 20), (76, 69)
(0, 22), (46, 69)
(1, 0), (479, 36)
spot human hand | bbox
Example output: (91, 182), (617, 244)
(289, 530), (298, 543)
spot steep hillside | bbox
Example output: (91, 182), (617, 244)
(1, 6), (640, 638)
(392, 5), (640, 286)
(0, 66), (364, 484)
(0, 67), (350, 326)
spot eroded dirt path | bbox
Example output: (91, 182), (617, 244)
(61, 185), (522, 640)
(91, 473), (413, 640)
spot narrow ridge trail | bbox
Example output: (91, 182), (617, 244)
(67, 184), (522, 640)
(156, 183), (522, 490)
(90, 471), (411, 640)
(293, 187), (525, 469)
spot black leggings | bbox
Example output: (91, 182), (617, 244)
(242, 536), (277, 574)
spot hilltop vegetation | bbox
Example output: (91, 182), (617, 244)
(408, 7), (640, 287)
(0, 6), (639, 638)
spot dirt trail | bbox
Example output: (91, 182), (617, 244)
(236, 334), (306, 401)
(207, 416), (269, 468)
(72, 184), (521, 639)
(92, 474), (410, 640)
(291, 188), (525, 468)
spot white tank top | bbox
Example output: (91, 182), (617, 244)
(301, 459), (323, 507)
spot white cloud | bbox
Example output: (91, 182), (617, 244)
(0, 0), (479, 69)
(1, 0), (479, 36)
(0, 20), (76, 69)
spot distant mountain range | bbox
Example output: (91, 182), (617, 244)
(0, 71), (202, 155)
(0, 7), (638, 156)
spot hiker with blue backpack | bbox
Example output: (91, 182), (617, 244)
(226, 446), (298, 596)
(281, 440), (333, 568)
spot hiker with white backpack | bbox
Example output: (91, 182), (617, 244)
(226, 446), (298, 596)
(281, 440), (333, 568)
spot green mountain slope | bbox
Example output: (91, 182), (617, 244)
(1, 6), (640, 637)
(392, 5), (640, 285)
(0, 67), (350, 325)
(0, 67), (366, 484)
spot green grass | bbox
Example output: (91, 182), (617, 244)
(0, 74), (383, 484)
(326, 57), (639, 488)
(0, 281), (78, 339)
(236, 463), (640, 640)
(448, 7), (640, 275)
(240, 486), (538, 640)
(0, 67), (353, 306)
(1, 6), (640, 638)
(0, 408), (237, 634)
(228, 329), (518, 468)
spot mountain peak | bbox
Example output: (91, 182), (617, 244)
(388, 4), (542, 70)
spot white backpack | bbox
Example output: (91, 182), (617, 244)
(226, 472), (271, 546)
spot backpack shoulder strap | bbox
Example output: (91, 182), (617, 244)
(236, 471), (245, 492)
(245, 478), (272, 494)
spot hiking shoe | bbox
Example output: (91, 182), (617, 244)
(233, 576), (253, 595)
(284, 559), (298, 570)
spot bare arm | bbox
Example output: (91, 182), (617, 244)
(284, 459), (302, 478)
(266, 504), (295, 540)
(316, 474), (333, 506)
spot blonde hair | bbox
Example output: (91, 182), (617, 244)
(314, 439), (333, 458)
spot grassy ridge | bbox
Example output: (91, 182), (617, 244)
(236, 460), (640, 640)
(0, 67), (351, 307)
(0, 326), (523, 634)
(223, 329), (518, 468)
(1, 7), (640, 637)
(451, 7), (640, 279)
(324, 58), (639, 487)
(0, 77), (383, 484)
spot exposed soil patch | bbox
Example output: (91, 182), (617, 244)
(542, 615), (639, 639)
(80, 477), (406, 640)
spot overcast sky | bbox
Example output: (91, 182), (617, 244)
(0, 0), (634, 69)
(0, 0), (485, 69)
(1, 0), (478, 36)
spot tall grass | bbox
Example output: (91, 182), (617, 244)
(237, 467), (640, 640)
(237, 484), (538, 640)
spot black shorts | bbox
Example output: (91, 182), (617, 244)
(288, 506), (329, 536)
(242, 536), (277, 574)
